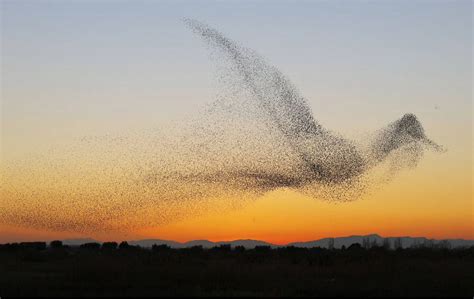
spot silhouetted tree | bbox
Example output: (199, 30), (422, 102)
(370, 238), (378, 249)
(383, 238), (391, 250)
(50, 240), (63, 249)
(102, 242), (118, 250)
(348, 243), (363, 251)
(328, 238), (335, 250)
(362, 238), (370, 249)
(119, 241), (130, 250)
(212, 244), (231, 252)
(394, 238), (403, 250)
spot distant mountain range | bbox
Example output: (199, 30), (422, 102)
(61, 234), (474, 249)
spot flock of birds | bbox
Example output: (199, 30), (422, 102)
(0, 19), (442, 233)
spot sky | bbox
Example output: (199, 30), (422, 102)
(0, 0), (472, 243)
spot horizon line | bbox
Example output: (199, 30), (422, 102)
(5, 233), (474, 245)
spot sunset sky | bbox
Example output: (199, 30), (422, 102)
(1, 0), (472, 243)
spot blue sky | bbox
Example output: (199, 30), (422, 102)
(1, 0), (472, 158)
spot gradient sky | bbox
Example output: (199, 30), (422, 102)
(1, 0), (472, 243)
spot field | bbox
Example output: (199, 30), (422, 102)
(1, 242), (473, 297)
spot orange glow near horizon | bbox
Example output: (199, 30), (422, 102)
(1, 151), (471, 244)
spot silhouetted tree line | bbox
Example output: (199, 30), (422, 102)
(0, 238), (462, 251)
(0, 238), (466, 253)
(0, 240), (472, 296)
(0, 238), (461, 253)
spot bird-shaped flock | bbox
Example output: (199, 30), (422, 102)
(0, 19), (442, 233)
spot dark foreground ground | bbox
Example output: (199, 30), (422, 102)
(0, 242), (473, 297)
